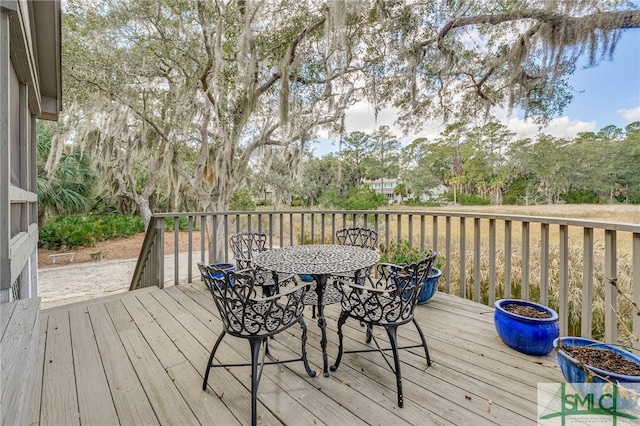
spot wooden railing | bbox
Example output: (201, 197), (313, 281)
(130, 209), (640, 345)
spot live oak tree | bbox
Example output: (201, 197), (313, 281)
(61, 0), (368, 244)
(56, 0), (639, 230)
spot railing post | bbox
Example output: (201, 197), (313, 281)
(156, 218), (165, 289)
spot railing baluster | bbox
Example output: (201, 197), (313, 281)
(559, 224), (569, 336)
(633, 232), (640, 348)
(521, 221), (530, 300)
(420, 215), (425, 253)
(460, 217), (466, 298)
(187, 215), (193, 283)
(504, 220), (512, 299)
(200, 215), (206, 265)
(432, 216), (438, 254)
(331, 213), (336, 244)
(445, 216), (451, 294)
(474, 218), (481, 302)
(581, 227), (594, 338)
(174, 217), (179, 286)
(408, 215), (414, 249)
(540, 223), (549, 305)
(489, 218), (496, 305)
(311, 213), (315, 244)
(604, 229), (617, 343)
(156, 218), (165, 289)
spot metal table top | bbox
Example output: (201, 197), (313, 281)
(253, 244), (380, 276)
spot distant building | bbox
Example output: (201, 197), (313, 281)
(364, 178), (400, 203)
(1, 1), (62, 302)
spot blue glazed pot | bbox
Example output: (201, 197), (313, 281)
(417, 268), (442, 305)
(298, 274), (314, 282)
(494, 299), (559, 356)
(554, 337), (640, 408)
(208, 263), (236, 286)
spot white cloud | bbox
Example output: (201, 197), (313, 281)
(503, 116), (596, 140)
(314, 103), (600, 156)
(619, 106), (640, 122)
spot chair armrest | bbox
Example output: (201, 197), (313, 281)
(254, 282), (310, 302)
(335, 279), (391, 295)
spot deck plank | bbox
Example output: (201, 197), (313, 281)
(27, 316), (47, 426)
(68, 306), (120, 425)
(30, 283), (574, 426)
(40, 309), (79, 426)
(123, 292), (241, 426)
(1, 298), (40, 426)
(87, 302), (159, 425)
(104, 298), (200, 425)
(151, 286), (318, 425)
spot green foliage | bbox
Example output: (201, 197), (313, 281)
(39, 215), (144, 249)
(458, 194), (491, 205)
(229, 189), (256, 211)
(379, 240), (443, 271)
(331, 186), (387, 210)
(379, 240), (427, 265)
(560, 190), (601, 204)
(164, 217), (198, 232)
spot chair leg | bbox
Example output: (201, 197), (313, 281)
(385, 326), (404, 408)
(412, 318), (431, 366)
(298, 317), (316, 377)
(249, 337), (264, 426)
(365, 324), (373, 344)
(330, 311), (349, 372)
(203, 330), (226, 391)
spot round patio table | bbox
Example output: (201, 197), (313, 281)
(254, 244), (379, 377)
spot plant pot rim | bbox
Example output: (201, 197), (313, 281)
(554, 336), (640, 380)
(495, 299), (559, 323)
(209, 262), (235, 269)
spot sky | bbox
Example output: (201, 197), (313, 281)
(313, 29), (640, 156)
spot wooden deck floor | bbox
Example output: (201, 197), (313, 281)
(30, 283), (565, 425)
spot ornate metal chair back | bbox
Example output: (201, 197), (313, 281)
(336, 227), (378, 250)
(229, 232), (268, 270)
(199, 264), (306, 338)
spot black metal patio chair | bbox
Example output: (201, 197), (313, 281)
(229, 232), (294, 297)
(198, 263), (315, 426)
(330, 252), (438, 408)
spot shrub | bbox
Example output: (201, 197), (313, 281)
(560, 190), (601, 204)
(458, 194), (491, 205)
(39, 215), (144, 249)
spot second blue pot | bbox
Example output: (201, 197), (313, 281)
(494, 299), (559, 356)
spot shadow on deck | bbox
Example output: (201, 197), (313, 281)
(30, 284), (564, 425)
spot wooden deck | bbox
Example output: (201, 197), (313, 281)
(29, 283), (565, 425)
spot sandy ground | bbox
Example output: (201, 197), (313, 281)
(38, 251), (204, 310)
(37, 232), (203, 310)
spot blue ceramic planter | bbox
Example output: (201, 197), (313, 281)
(417, 268), (442, 305)
(298, 274), (314, 282)
(208, 263), (236, 285)
(554, 337), (640, 408)
(494, 299), (559, 356)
